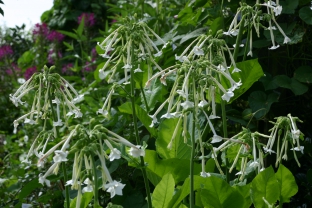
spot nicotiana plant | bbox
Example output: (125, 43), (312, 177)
(9, 0), (306, 208)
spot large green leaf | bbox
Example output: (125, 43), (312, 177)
(156, 118), (191, 159)
(299, 7), (312, 25)
(216, 59), (264, 103)
(118, 102), (157, 137)
(233, 184), (252, 208)
(144, 150), (201, 186)
(152, 173), (175, 208)
(142, 79), (168, 112)
(280, 0), (298, 14)
(275, 75), (308, 95)
(275, 164), (298, 203)
(200, 184), (245, 208)
(294, 65), (312, 84)
(251, 166), (280, 208)
(19, 179), (42, 200)
(70, 192), (94, 208)
(248, 91), (279, 119)
(168, 176), (245, 208)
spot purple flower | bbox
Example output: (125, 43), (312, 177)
(0, 45), (13, 59)
(91, 48), (97, 58)
(6, 63), (21, 76)
(47, 31), (65, 42)
(33, 23), (49, 38)
(48, 50), (62, 64)
(61, 63), (74, 75)
(78, 13), (95, 27)
(24, 66), (37, 80)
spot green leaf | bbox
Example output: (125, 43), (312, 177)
(275, 164), (298, 203)
(216, 59), (264, 104)
(248, 91), (279, 119)
(299, 6), (312, 25)
(118, 102), (157, 137)
(142, 79), (168, 111)
(280, 0), (299, 14)
(168, 176), (245, 208)
(152, 173), (175, 208)
(233, 184), (252, 208)
(77, 15), (85, 37)
(294, 65), (312, 84)
(70, 192), (94, 208)
(156, 118), (191, 159)
(275, 75), (308, 95)
(144, 150), (201, 186)
(19, 179), (42, 200)
(58, 30), (78, 40)
(259, 73), (279, 91)
(209, 17), (224, 36)
(251, 166), (280, 208)
(179, 27), (208, 44)
(63, 41), (74, 51)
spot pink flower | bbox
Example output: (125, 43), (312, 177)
(78, 13), (95, 27)
(0, 45), (13, 59)
(47, 31), (65, 42)
(24, 66), (37, 80)
(61, 63), (74, 75)
(6, 63), (21, 75)
(33, 23), (49, 38)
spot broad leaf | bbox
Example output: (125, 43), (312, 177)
(299, 7), (312, 25)
(143, 79), (168, 112)
(179, 27), (208, 44)
(233, 184), (252, 208)
(70, 192), (94, 208)
(248, 91), (279, 119)
(251, 166), (280, 208)
(58, 30), (78, 40)
(275, 164), (298, 203)
(144, 150), (201, 186)
(275, 75), (308, 95)
(152, 173), (175, 208)
(216, 59), (264, 104)
(156, 118), (191, 159)
(19, 179), (42, 200)
(294, 65), (312, 84)
(280, 0), (298, 14)
(118, 102), (157, 137)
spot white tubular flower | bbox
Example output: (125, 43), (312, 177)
(38, 162), (58, 187)
(104, 180), (126, 198)
(175, 54), (189, 63)
(263, 147), (276, 154)
(129, 145), (145, 157)
(274, 5), (282, 16)
(250, 136), (259, 169)
(134, 67), (143, 73)
(283, 36), (291, 44)
(247, 50), (253, 57)
(198, 100), (208, 108)
(104, 139), (121, 161)
(24, 118), (36, 125)
(290, 146), (304, 154)
(211, 134), (223, 143)
(200, 171), (211, 178)
(221, 90), (234, 102)
(269, 45), (280, 50)
(161, 113), (175, 119)
(82, 178), (93, 193)
(193, 46), (204, 56)
(149, 115), (158, 128)
(53, 150), (68, 163)
(97, 109), (109, 117)
(72, 94), (84, 104)
(180, 100), (194, 110)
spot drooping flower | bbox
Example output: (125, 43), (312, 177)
(53, 150), (68, 163)
(82, 178), (93, 193)
(200, 171), (211, 178)
(129, 145), (145, 157)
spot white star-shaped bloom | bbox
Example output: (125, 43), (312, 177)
(290, 146), (304, 154)
(221, 90), (234, 102)
(200, 171), (211, 178)
(283, 36), (291, 44)
(53, 150), (68, 163)
(263, 147), (276, 154)
(129, 145), (145, 157)
(291, 129), (300, 140)
(122, 64), (132, 70)
(82, 178), (93, 193)
(211, 134), (223, 143)
(105, 180), (126, 198)
(97, 109), (109, 117)
(53, 119), (64, 127)
(175, 54), (189, 63)
(249, 161), (259, 168)
(161, 113), (175, 119)
(269, 45), (280, 50)
(232, 67), (241, 73)
(193, 46), (204, 56)
(154, 51), (162, 57)
(181, 100), (194, 110)
(247, 50), (253, 57)
(134, 68), (143, 73)
(108, 148), (121, 161)
(39, 174), (51, 187)
(198, 100), (208, 108)
(149, 115), (158, 128)
(274, 5), (282, 16)
(72, 94), (84, 104)
(24, 118), (36, 125)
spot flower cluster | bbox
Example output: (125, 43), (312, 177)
(223, 1), (291, 56)
(36, 124), (145, 199)
(24, 66), (37, 80)
(61, 63), (74, 75)
(78, 13), (95, 27)
(0, 45), (13, 59)
(47, 30), (65, 42)
(10, 65), (83, 134)
(33, 23), (49, 38)
(97, 18), (166, 83)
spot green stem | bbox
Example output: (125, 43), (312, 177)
(220, 100), (230, 183)
(190, 77), (196, 208)
(140, 84), (150, 113)
(130, 43), (152, 208)
(91, 155), (99, 207)
(243, 26), (251, 61)
(48, 82), (70, 208)
(233, 15), (245, 62)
